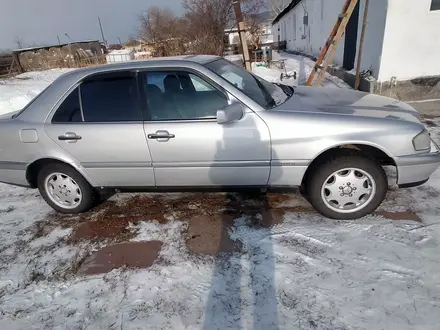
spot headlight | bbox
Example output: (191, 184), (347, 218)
(413, 129), (431, 151)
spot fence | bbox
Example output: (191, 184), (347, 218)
(0, 53), (13, 78)
(0, 53), (107, 80)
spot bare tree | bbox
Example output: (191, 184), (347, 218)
(137, 0), (265, 56)
(182, 0), (264, 55)
(14, 36), (25, 49)
(267, 0), (290, 16)
(244, 14), (263, 48)
(138, 7), (185, 56)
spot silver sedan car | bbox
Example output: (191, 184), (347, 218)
(0, 55), (439, 219)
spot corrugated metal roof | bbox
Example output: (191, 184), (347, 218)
(12, 40), (101, 53)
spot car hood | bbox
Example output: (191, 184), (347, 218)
(273, 86), (421, 123)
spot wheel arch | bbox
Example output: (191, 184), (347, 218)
(301, 143), (396, 188)
(26, 158), (98, 188)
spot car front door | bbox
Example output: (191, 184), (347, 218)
(44, 71), (155, 187)
(140, 69), (271, 187)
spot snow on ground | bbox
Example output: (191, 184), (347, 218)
(0, 69), (73, 116)
(227, 51), (350, 89)
(1, 63), (440, 329)
(1, 173), (440, 329)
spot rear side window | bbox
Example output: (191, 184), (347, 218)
(81, 72), (141, 122)
(51, 71), (141, 123)
(52, 87), (82, 123)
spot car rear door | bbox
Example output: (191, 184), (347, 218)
(44, 70), (155, 187)
(139, 69), (271, 187)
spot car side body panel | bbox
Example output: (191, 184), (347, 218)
(0, 119), (100, 187)
(144, 110), (271, 187)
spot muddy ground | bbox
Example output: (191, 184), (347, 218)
(27, 190), (423, 277)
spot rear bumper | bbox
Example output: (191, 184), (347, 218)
(395, 141), (440, 187)
(0, 162), (30, 187)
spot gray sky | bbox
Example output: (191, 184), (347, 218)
(0, 0), (183, 50)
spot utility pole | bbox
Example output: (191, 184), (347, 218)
(118, 37), (122, 46)
(97, 16), (107, 46)
(57, 35), (61, 45)
(233, 0), (251, 71)
(355, 0), (369, 90)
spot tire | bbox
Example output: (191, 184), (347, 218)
(307, 155), (388, 220)
(37, 163), (95, 214)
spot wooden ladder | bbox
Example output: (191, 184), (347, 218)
(305, 0), (359, 86)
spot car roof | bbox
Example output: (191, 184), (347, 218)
(17, 55), (224, 122)
(72, 55), (220, 74)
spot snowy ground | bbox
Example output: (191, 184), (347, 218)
(1, 58), (440, 329)
(0, 69), (73, 116)
(249, 52), (350, 89)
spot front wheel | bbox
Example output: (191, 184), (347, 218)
(37, 163), (95, 214)
(307, 155), (388, 220)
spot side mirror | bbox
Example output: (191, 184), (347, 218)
(216, 103), (244, 124)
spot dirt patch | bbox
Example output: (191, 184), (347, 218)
(186, 209), (300, 255)
(376, 211), (422, 222)
(187, 215), (239, 255)
(258, 209), (290, 228)
(72, 216), (145, 241)
(185, 192), (310, 255)
(423, 119), (438, 128)
(37, 191), (311, 245)
(69, 195), (168, 242)
(77, 241), (163, 275)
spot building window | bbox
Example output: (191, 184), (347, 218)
(431, 0), (440, 10)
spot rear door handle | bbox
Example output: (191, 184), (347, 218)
(148, 130), (175, 142)
(58, 132), (82, 143)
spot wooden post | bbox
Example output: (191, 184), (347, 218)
(233, 0), (251, 71)
(355, 0), (369, 90)
(313, 0), (359, 86)
(9, 53), (23, 75)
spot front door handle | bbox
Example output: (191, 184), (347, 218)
(58, 132), (82, 143)
(148, 130), (175, 142)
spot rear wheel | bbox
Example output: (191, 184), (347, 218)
(37, 163), (95, 214)
(307, 155), (388, 220)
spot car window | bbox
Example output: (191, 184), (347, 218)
(205, 59), (292, 109)
(143, 71), (228, 121)
(80, 72), (141, 122)
(190, 74), (213, 92)
(52, 87), (82, 123)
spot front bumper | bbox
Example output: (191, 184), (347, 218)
(395, 140), (440, 187)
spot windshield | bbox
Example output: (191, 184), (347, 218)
(205, 59), (293, 109)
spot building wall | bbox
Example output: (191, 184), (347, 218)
(274, 0), (345, 64)
(378, 0), (440, 82)
(273, 0), (388, 80)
